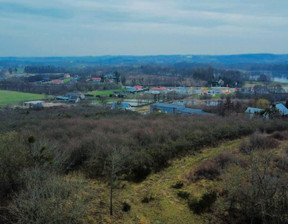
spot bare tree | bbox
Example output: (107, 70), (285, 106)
(104, 146), (130, 216)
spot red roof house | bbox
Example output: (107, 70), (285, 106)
(150, 87), (167, 91)
(51, 79), (63, 84)
(92, 77), (101, 82)
(134, 85), (143, 90)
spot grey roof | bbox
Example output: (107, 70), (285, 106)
(112, 102), (131, 109)
(152, 103), (210, 115)
(152, 103), (185, 109)
(180, 108), (210, 115)
(276, 104), (288, 115)
(56, 96), (69, 100)
(245, 107), (263, 114)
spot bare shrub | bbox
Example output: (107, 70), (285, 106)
(214, 152), (246, 169)
(272, 131), (288, 141)
(189, 152), (245, 182)
(222, 152), (288, 224)
(240, 133), (278, 153)
(0, 132), (30, 197)
(193, 160), (221, 181)
(7, 169), (89, 224)
(274, 156), (288, 172)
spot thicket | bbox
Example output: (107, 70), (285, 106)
(239, 133), (278, 154)
(1, 107), (288, 223)
(220, 151), (288, 224)
(188, 152), (246, 181)
(1, 107), (288, 183)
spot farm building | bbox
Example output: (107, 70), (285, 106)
(150, 103), (209, 115)
(56, 96), (69, 101)
(125, 86), (137, 93)
(245, 107), (263, 114)
(275, 104), (288, 116)
(245, 107), (264, 118)
(24, 101), (44, 109)
(111, 102), (132, 110)
(65, 93), (85, 100)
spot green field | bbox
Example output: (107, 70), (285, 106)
(244, 80), (288, 87)
(87, 88), (125, 96)
(0, 90), (49, 107)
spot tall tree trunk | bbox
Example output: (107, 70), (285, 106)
(110, 159), (114, 216)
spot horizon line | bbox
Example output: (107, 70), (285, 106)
(1, 53), (288, 58)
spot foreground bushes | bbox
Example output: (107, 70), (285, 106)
(220, 152), (288, 224)
(239, 133), (278, 154)
(6, 169), (89, 224)
(188, 152), (245, 181)
(0, 132), (30, 197)
(2, 107), (288, 183)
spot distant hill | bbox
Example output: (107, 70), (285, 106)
(1, 54), (288, 67)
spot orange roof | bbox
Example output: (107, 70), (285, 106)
(151, 87), (167, 91)
(52, 79), (63, 83)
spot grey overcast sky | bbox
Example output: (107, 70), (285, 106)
(0, 0), (287, 56)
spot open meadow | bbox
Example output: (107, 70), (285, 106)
(0, 90), (49, 107)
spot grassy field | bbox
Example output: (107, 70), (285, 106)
(87, 88), (125, 96)
(76, 134), (287, 224)
(0, 90), (49, 107)
(78, 138), (244, 224)
(244, 81), (288, 87)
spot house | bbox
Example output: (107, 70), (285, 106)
(91, 77), (101, 83)
(56, 96), (69, 101)
(106, 74), (115, 79)
(65, 93), (85, 100)
(56, 93), (84, 103)
(64, 73), (70, 78)
(51, 79), (63, 84)
(245, 107), (263, 114)
(150, 87), (167, 91)
(245, 107), (264, 118)
(111, 102), (132, 110)
(24, 101), (44, 109)
(150, 103), (185, 114)
(275, 104), (288, 116)
(68, 96), (80, 103)
(125, 86), (137, 93)
(134, 85), (143, 90)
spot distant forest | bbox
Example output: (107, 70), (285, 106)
(0, 54), (288, 75)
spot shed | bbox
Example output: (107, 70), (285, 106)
(275, 104), (288, 116)
(245, 107), (263, 114)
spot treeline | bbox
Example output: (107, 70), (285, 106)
(24, 66), (66, 73)
(192, 67), (248, 87)
(0, 79), (120, 95)
(22, 64), (249, 87)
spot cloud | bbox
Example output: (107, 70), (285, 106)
(0, 0), (287, 56)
